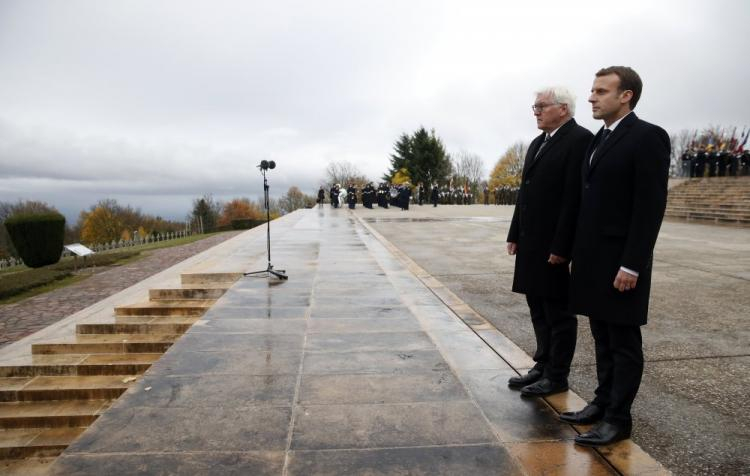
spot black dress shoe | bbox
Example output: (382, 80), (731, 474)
(519, 378), (568, 397)
(559, 404), (604, 424)
(507, 368), (542, 389)
(574, 421), (631, 447)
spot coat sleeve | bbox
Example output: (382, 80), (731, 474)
(549, 128), (592, 258)
(507, 137), (538, 243)
(507, 200), (520, 243)
(621, 125), (671, 272)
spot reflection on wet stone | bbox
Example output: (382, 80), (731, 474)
(44, 208), (661, 476)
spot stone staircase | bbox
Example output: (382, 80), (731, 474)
(0, 272), (240, 472)
(665, 176), (750, 226)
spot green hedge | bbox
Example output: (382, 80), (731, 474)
(4, 212), (66, 268)
(231, 219), (265, 230)
(51, 250), (141, 271)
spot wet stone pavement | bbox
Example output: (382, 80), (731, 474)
(0, 232), (242, 349)
(49, 208), (648, 475)
(357, 204), (750, 476)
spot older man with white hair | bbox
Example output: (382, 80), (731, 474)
(506, 87), (593, 397)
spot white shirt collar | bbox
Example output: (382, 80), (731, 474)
(604, 111), (632, 132)
(547, 117), (572, 138)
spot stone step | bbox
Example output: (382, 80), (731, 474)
(0, 375), (136, 402)
(149, 288), (227, 301)
(32, 334), (177, 355)
(666, 209), (750, 215)
(112, 315), (200, 325)
(665, 208), (750, 217)
(665, 207), (750, 217)
(77, 322), (193, 335)
(0, 455), (57, 474)
(0, 427), (86, 460)
(114, 300), (214, 317)
(180, 272), (243, 285)
(0, 354), (160, 378)
(0, 400), (110, 429)
(667, 198), (750, 204)
(665, 213), (750, 224)
(668, 198), (750, 204)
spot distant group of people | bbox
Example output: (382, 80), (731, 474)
(680, 148), (750, 177)
(318, 182), (413, 210)
(317, 180), (530, 211)
(489, 185), (519, 205)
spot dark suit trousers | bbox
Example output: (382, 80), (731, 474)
(526, 295), (577, 382)
(589, 317), (643, 426)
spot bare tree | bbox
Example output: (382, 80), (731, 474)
(278, 186), (314, 214)
(452, 150), (485, 186)
(325, 160), (368, 186)
(669, 129), (693, 177)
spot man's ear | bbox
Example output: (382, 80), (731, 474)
(620, 89), (633, 105)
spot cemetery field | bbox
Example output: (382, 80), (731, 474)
(0, 231), (230, 303)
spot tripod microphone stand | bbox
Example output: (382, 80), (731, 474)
(244, 160), (288, 280)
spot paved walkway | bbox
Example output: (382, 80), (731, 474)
(49, 208), (666, 475)
(0, 232), (241, 348)
(357, 204), (750, 476)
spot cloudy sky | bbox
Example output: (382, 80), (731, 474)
(1, 0), (748, 222)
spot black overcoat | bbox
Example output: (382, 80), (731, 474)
(569, 113), (670, 325)
(507, 119), (593, 298)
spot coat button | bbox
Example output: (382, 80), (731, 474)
(584, 184), (590, 189)
(525, 180), (530, 185)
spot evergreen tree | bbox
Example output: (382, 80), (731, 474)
(385, 128), (450, 185)
(384, 133), (412, 181)
(191, 194), (221, 233)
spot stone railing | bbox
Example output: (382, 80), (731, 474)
(0, 230), (194, 270)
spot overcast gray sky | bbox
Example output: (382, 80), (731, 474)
(1, 0), (748, 222)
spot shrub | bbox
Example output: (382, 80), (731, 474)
(51, 250), (140, 271)
(231, 219), (265, 230)
(4, 212), (66, 268)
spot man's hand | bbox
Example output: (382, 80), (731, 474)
(613, 270), (638, 292)
(507, 242), (517, 255)
(548, 254), (567, 265)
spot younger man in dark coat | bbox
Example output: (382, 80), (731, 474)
(564, 66), (670, 447)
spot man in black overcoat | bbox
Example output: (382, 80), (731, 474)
(506, 87), (592, 397)
(317, 186), (325, 208)
(430, 183), (439, 207)
(347, 184), (357, 209)
(563, 66), (670, 447)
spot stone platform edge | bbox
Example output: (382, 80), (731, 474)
(352, 211), (671, 476)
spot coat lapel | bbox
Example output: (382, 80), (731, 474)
(525, 119), (576, 177)
(523, 132), (547, 177)
(587, 113), (638, 175)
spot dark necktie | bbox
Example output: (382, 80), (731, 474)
(590, 128), (612, 164)
(534, 134), (550, 159)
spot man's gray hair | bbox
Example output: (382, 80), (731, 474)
(535, 86), (576, 116)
